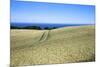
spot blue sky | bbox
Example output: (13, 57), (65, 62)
(11, 0), (95, 24)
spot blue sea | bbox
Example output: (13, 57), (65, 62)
(11, 22), (93, 29)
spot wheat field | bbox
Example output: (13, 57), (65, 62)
(11, 25), (95, 66)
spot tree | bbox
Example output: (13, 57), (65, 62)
(24, 26), (41, 30)
(11, 26), (21, 29)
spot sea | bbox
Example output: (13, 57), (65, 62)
(11, 22), (93, 29)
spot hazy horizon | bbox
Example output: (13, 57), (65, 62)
(11, 22), (94, 29)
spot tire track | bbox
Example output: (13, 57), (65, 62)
(39, 30), (50, 42)
(12, 30), (51, 50)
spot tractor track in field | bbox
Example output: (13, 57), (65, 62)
(12, 30), (51, 50)
(39, 30), (50, 42)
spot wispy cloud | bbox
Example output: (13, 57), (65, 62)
(16, 0), (95, 5)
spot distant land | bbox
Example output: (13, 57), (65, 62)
(11, 22), (94, 29)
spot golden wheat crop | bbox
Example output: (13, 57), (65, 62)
(11, 25), (95, 66)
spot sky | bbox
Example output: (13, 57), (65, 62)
(11, 0), (95, 24)
(17, 0), (95, 5)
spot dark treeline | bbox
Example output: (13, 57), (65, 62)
(11, 26), (57, 30)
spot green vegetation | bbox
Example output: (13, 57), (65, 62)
(11, 25), (95, 66)
(11, 25), (57, 30)
(11, 26), (41, 30)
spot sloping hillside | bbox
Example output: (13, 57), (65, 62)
(11, 25), (95, 66)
